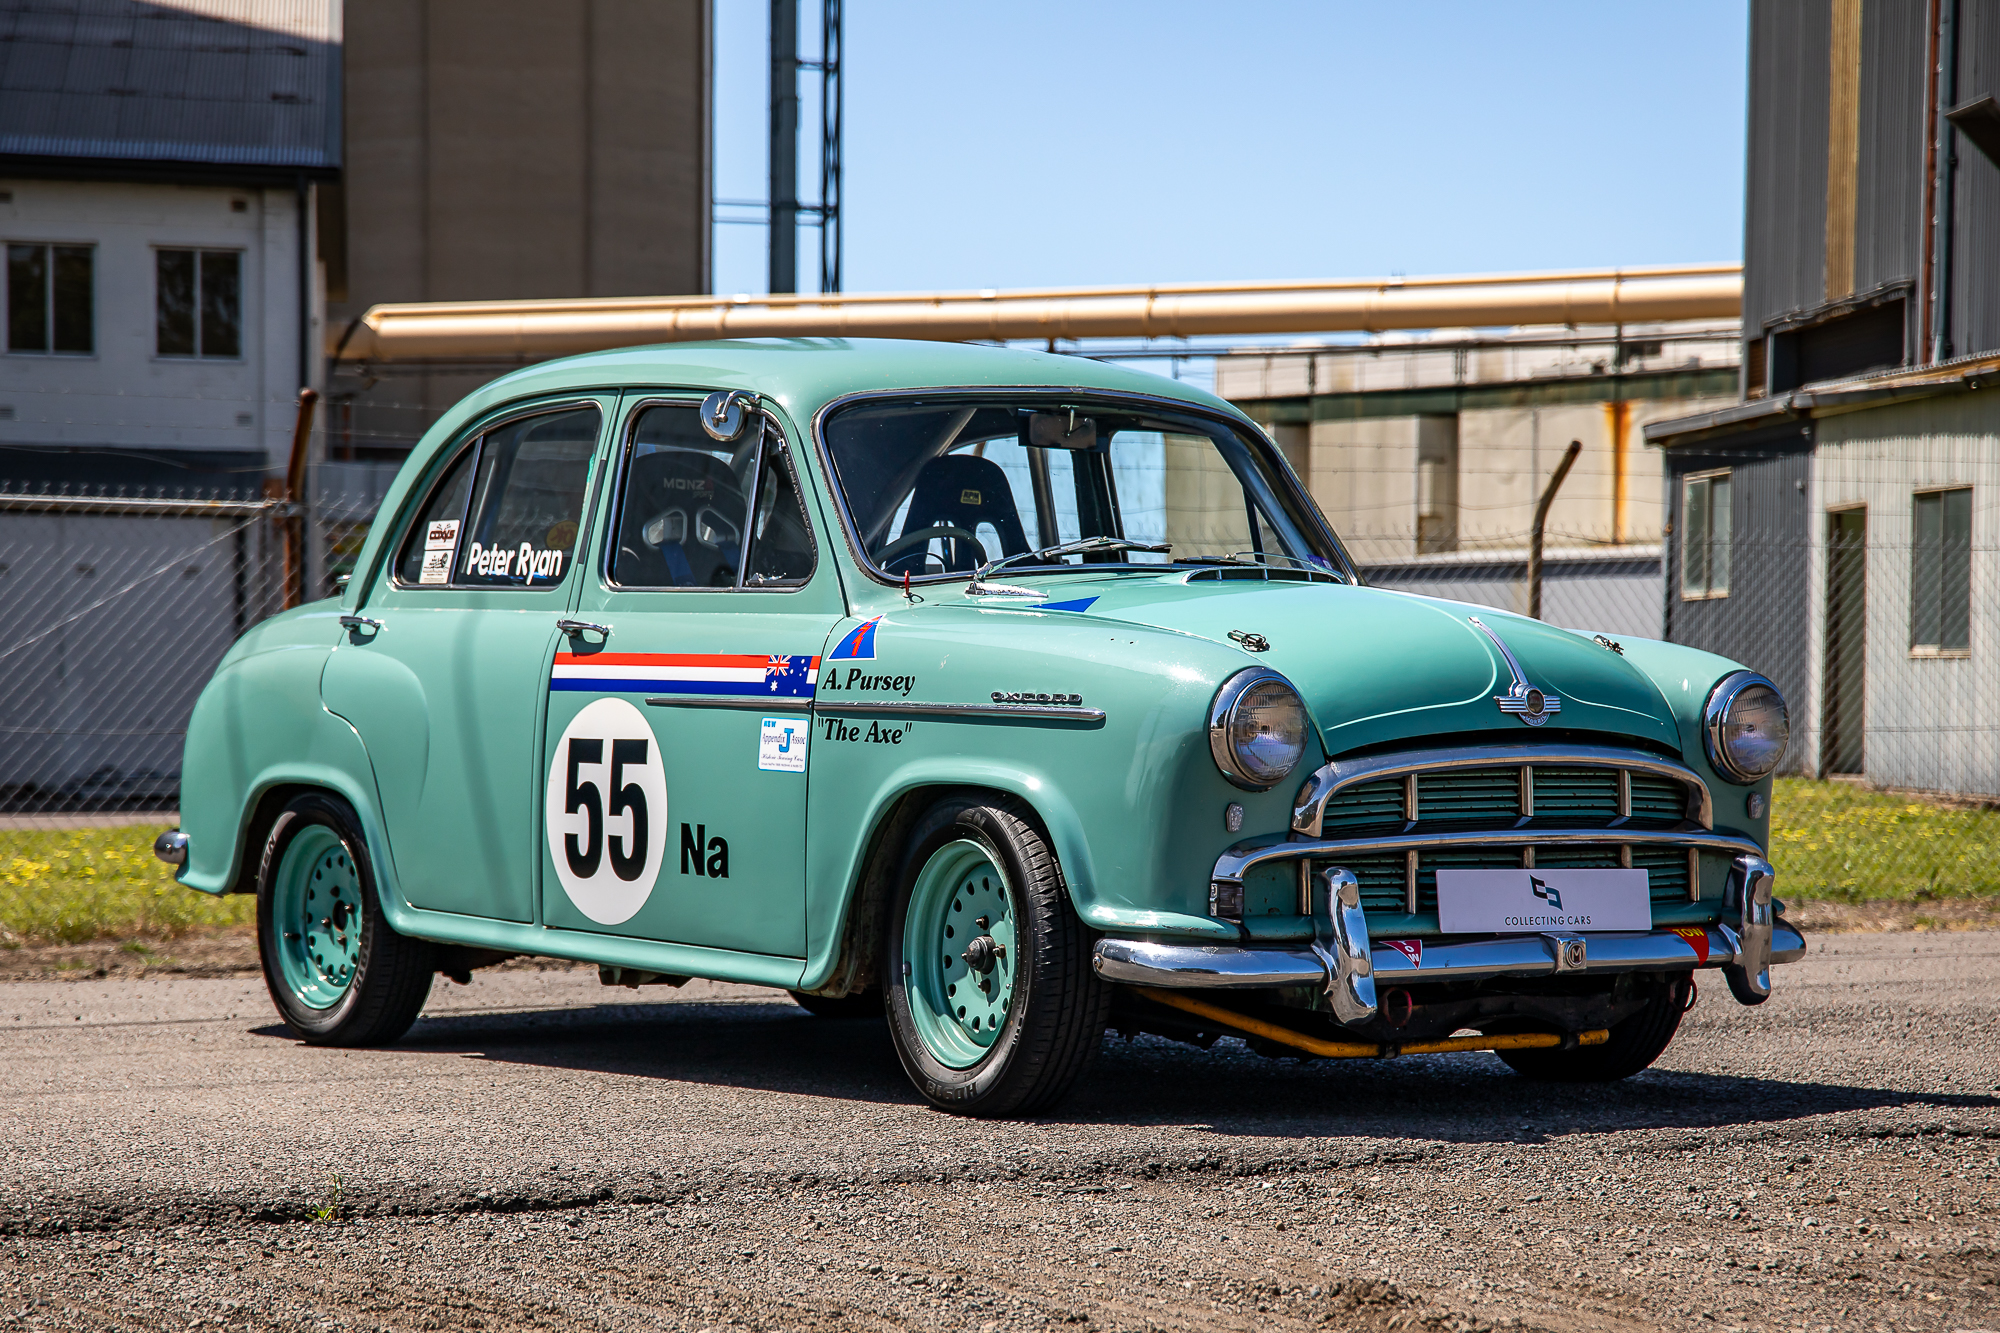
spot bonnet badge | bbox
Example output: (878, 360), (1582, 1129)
(1469, 616), (1561, 726)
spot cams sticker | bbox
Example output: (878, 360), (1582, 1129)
(759, 717), (808, 772)
(419, 518), (460, 585)
(546, 697), (666, 925)
(829, 616), (883, 660)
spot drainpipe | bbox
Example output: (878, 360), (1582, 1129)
(1931, 0), (1959, 363)
(1527, 441), (1583, 621)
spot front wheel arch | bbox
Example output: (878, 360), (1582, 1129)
(806, 781), (1081, 1002)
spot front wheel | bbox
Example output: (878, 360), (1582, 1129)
(1495, 975), (1692, 1082)
(883, 795), (1109, 1117)
(256, 793), (434, 1046)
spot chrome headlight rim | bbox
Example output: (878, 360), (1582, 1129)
(1703, 670), (1790, 785)
(1208, 667), (1309, 791)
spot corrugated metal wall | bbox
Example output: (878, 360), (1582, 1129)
(1663, 426), (1817, 773)
(1856, 0), (1929, 307)
(1950, 0), (2000, 356)
(1744, 1), (1832, 337)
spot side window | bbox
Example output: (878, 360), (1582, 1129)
(394, 444), (476, 584)
(1911, 486), (1972, 653)
(393, 404), (599, 589)
(610, 404), (814, 589)
(746, 434), (816, 584)
(1680, 470), (1732, 600)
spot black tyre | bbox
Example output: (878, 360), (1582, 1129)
(883, 795), (1109, 1117)
(256, 793), (434, 1046)
(1495, 975), (1693, 1082)
(789, 988), (885, 1019)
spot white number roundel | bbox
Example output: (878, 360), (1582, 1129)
(545, 697), (667, 925)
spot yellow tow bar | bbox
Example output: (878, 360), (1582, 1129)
(1130, 987), (1609, 1059)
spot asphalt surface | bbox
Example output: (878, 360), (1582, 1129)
(2, 932), (1996, 1332)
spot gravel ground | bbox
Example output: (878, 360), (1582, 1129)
(1, 931), (1995, 1332)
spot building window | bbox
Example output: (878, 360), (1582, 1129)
(6, 243), (94, 354)
(1910, 486), (1972, 654)
(1680, 470), (1732, 599)
(156, 249), (242, 358)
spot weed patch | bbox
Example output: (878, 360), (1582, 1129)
(0, 828), (253, 945)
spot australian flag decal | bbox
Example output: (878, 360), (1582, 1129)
(765, 654), (816, 695)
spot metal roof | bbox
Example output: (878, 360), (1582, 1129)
(0, 0), (339, 171)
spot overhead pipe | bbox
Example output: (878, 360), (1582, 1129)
(331, 264), (1742, 365)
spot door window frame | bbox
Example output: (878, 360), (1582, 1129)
(386, 397), (609, 593)
(598, 395), (819, 594)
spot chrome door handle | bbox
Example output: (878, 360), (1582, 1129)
(557, 619), (611, 639)
(339, 614), (383, 632)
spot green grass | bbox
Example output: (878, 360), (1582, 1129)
(1770, 777), (2000, 903)
(0, 827), (254, 946)
(3, 782), (1995, 945)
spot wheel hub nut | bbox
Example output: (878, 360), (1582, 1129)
(962, 935), (999, 974)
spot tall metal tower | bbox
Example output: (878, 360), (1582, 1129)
(768, 0), (842, 294)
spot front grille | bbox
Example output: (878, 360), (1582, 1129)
(1305, 755), (1708, 919)
(1337, 844), (1695, 917)
(1318, 762), (1696, 836)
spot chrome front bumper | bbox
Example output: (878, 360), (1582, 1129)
(1094, 920), (1807, 990)
(1097, 852), (1800, 1014)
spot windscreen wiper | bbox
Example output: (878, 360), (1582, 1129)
(965, 536), (1173, 596)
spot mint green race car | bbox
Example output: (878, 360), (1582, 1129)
(158, 339), (1801, 1116)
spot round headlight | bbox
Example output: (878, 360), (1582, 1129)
(1208, 669), (1309, 790)
(1703, 671), (1791, 783)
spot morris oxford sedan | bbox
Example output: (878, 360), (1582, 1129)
(159, 339), (1802, 1116)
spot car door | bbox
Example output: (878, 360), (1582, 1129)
(322, 397), (613, 922)
(538, 395), (837, 956)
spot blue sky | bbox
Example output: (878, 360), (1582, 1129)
(711, 1), (1751, 296)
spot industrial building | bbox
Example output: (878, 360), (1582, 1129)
(1648, 0), (2000, 796)
(1218, 319), (1741, 640)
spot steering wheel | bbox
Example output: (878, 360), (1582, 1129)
(874, 525), (985, 570)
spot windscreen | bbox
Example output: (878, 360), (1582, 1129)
(820, 398), (1345, 580)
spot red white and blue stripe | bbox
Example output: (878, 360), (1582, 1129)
(551, 652), (821, 698)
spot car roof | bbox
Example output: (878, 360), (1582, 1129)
(422, 337), (1246, 449)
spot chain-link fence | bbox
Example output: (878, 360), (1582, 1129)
(3, 461), (1995, 911)
(0, 481), (381, 819)
(1350, 522), (2000, 907)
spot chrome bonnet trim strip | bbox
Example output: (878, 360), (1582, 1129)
(1212, 826), (1765, 886)
(1292, 743), (1713, 835)
(817, 700), (1105, 722)
(644, 696), (1104, 722)
(1093, 923), (1806, 991)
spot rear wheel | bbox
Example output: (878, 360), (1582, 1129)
(256, 793), (434, 1046)
(883, 795), (1108, 1117)
(1495, 975), (1692, 1082)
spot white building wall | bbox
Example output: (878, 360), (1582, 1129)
(1811, 390), (2000, 797)
(0, 177), (315, 479)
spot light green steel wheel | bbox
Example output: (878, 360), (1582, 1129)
(902, 838), (1019, 1069)
(270, 824), (364, 1010)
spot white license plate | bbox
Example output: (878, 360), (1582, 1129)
(1435, 868), (1651, 934)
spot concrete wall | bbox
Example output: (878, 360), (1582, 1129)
(330, 0), (712, 453)
(0, 178), (313, 474)
(1808, 390), (2000, 796)
(1308, 394), (1735, 563)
